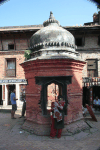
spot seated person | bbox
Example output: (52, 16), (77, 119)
(93, 96), (100, 111)
(82, 105), (88, 117)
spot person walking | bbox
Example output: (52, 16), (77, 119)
(11, 89), (18, 119)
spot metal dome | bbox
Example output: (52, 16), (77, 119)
(29, 12), (79, 60)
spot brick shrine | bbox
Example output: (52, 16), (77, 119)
(20, 12), (89, 135)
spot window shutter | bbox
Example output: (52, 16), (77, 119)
(87, 60), (97, 70)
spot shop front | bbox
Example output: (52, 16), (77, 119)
(82, 77), (100, 107)
(0, 79), (27, 107)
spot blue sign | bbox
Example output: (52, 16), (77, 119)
(0, 79), (27, 83)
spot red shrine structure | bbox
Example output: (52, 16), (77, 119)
(20, 12), (88, 135)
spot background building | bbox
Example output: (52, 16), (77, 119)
(64, 11), (100, 106)
(0, 26), (38, 107)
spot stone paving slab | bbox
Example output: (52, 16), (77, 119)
(90, 128), (98, 133)
(65, 136), (75, 140)
(73, 131), (89, 140)
(28, 134), (42, 141)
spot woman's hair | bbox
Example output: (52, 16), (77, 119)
(58, 95), (63, 100)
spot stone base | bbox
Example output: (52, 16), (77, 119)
(21, 119), (90, 136)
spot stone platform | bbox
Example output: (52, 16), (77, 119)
(22, 119), (90, 136)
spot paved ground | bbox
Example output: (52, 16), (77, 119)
(0, 111), (100, 150)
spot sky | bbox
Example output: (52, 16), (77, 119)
(0, 0), (99, 27)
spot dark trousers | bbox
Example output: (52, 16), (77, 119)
(94, 105), (100, 111)
(22, 101), (26, 116)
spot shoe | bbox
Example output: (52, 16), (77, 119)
(22, 116), (25, 118)
(83, 114), (86, 117)
(19, 116), (22, 118)
(12, 117), (16, 119)
(57, 136), (61, 139)
(19, 116), (25, 118)
(50, 136), (55, 139)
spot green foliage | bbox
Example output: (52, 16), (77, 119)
(24, 50), (31, 60)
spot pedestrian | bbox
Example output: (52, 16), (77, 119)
(19, 88), (26, 118)
(11, 89), (18, 119)
(50, 95), (67, 138)
(93, 96), (100, 111)
(19, 100), (26, 118)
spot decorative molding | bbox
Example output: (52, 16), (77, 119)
(0, 50), (25, 55)
(30, 42), (76, 50)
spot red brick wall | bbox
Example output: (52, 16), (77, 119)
(21, 58), (85, 125)
(0, 51), (25, 79)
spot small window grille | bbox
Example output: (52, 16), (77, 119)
(75, 38), (83, 46)
(8, 44), (14, 50)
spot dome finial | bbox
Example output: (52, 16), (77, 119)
(43, 12), (60, 27)
(50, 11), (53, 15)
(49, 11), (55, 20)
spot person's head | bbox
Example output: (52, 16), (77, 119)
(58, 95), (63, 101)
(13, 89), (16, 93)
(96, 96), (98, 100)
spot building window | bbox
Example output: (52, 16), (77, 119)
(8, 44), (14, 50)
(5, 59), (16, 77)
(75, 38), (83, 46)
(87, 59), (98, 77)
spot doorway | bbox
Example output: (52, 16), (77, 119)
(47, 83), (62, 110)
(93, 86), (100, 99)
(8, 84), (15, 105)
(0, 85), (3, 105)
(83, 87), (90, 107)
(35, 76), (72, 115)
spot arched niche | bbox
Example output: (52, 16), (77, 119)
(35, 76), (72, 115)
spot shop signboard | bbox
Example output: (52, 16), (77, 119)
(0, 79), (27, 84)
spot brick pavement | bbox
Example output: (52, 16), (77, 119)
(0, 112), (100, 150)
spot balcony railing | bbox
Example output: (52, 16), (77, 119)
(6, 69), (16, 77)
